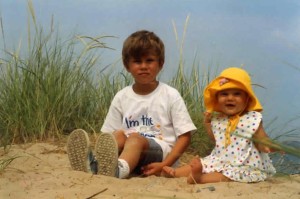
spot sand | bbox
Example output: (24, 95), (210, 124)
(1, 142), (299, 199)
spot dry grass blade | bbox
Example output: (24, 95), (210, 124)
(0, 155), (21, 173)
(0, 16), (6, 50)
(85, 188), (108, 199)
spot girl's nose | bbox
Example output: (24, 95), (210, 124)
(227, 94), (234, 100)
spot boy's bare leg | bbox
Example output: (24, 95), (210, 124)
(112, 130), (127, 153)
(118, 133), (149, 172)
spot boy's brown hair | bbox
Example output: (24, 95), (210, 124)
(122, 30), (165, 68)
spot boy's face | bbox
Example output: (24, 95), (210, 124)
(126, 53), (163, 85)
(216, 88), (248, 116)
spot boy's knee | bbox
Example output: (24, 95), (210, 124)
(113, 130), (127, 142)
(127, 133), (146, 142)
(128, 133), (142, 138)
(113, 129), (126, 137)
(126, 134), (148, 147)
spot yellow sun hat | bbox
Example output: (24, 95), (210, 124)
(204, 67), (263, 113)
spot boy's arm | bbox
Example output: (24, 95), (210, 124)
(162, 132), (191, 166)
(142, 132), (191, 176)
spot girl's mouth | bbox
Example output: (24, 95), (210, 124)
(225, 104), (235, 108)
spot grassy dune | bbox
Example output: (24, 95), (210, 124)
(0, 2), (299, 174)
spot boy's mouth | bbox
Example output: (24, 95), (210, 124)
(139, 72), (150, 76)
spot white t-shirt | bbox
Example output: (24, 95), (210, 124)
(101, 82), (196, 159)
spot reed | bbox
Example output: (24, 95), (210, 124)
(0, 155), (20, 173)
(0, 2), (123, 148)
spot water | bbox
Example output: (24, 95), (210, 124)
(270, 140), (300, 175)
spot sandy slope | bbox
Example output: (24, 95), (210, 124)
(0, 142), (299, 199)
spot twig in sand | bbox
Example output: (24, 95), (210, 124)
(86, 188), (108, 199)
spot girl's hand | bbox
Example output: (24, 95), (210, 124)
(204, 112), (212, 124)
(203, 112), (215, 142)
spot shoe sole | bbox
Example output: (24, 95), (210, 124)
(95, 133), (118, 177)
(67, 129), (90, 172)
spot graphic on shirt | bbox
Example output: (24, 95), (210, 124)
(124, 114), (162, 139)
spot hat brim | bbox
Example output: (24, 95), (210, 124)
(204, 77), (262, 113)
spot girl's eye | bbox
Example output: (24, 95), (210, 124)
(233, 92), (242, 96)
(219, 92), (228, 96)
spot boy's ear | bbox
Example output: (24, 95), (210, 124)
(159, 61), (164, 69)
(124, 64), (130, 71)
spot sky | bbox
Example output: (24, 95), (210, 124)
(1, 0), (300, 139)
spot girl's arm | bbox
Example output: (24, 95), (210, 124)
(204, 112), (215, 142)
(253, 122), (279, 153)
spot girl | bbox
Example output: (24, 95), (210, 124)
(162, 67), (277, 184)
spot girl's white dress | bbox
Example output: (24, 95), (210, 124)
(201, 111), (276, 182)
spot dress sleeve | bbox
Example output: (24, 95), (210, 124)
(236, 111), (263, 138)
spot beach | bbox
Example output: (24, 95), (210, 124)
(1, 142), (299, 199)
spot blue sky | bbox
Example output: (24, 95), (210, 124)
(1, 0), (300, 138)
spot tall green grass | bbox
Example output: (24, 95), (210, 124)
(0, 6), (214, 156)
(0, 2), (131, 148)
(167, 15), (215, 155)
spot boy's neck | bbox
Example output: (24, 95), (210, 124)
(132, 80), (159, 95)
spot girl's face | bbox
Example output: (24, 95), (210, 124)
(127, 53), (162, 87)
(216, 88), (248, 116)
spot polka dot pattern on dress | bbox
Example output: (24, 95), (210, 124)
(201, 111), (276, 182)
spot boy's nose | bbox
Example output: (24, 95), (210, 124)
(140, 62), (148, 69)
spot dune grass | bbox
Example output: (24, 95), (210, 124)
(0, 3), (126, 148)
(0, 155), (21, 173)
(0, 2), (299, 174)
(0, 8), (212, 157)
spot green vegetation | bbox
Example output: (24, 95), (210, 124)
(0, 1), (299, 174)
(0, 2), (129, 149)
(0, 155), (21, 173)
(0, 7), (213, 156)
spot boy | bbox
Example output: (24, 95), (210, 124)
(67, 30), (196, 178)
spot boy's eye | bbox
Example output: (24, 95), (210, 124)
(132, 59), (141, 63)
(146, 58), (156, 63)
(131, 58), (157, 64)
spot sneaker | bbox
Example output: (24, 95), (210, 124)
(67, 129), (91, 173)
(94, 133), (118, 177)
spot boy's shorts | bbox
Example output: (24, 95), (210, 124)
(134, 138), (163, 174)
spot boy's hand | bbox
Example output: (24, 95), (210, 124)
(141, 162), (164, 176)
